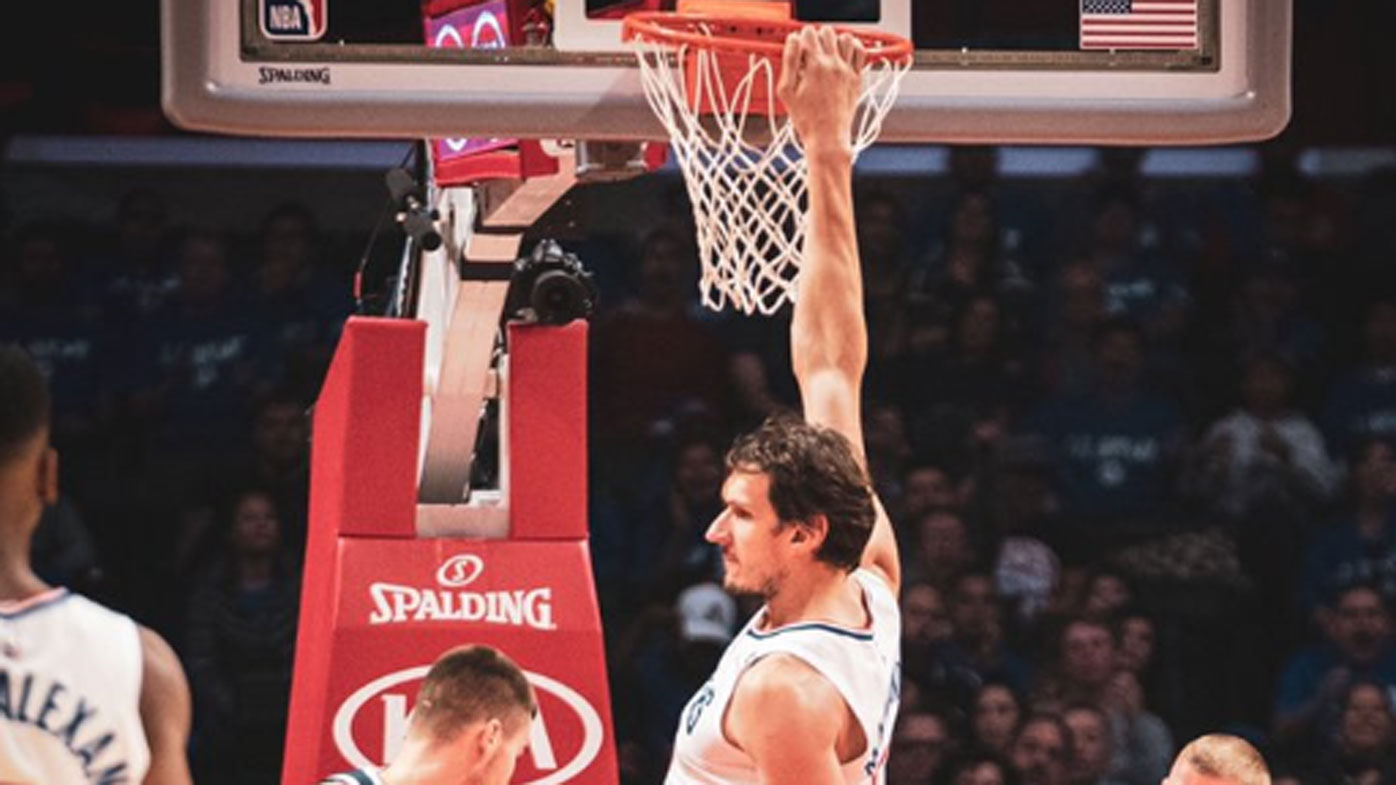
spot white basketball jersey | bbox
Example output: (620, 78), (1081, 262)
(666, 569), (902, 785)
(0, 588), (150, 785)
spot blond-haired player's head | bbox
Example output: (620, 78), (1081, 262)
(1164, 734), (1270, 785)
(386, 644), (538, 785)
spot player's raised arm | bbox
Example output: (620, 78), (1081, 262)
(778, 27), (900, 593)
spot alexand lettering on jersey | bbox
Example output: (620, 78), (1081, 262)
(0, 666), (131, 784)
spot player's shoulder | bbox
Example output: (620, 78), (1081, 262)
(33, 589), (148, 643)
(138, 624), (180, 668)
(137, 623), (191, 703)
(728, 654), (847, 747)
(735, 653), (843, 712)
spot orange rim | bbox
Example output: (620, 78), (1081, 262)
(622, 11), (914, 64)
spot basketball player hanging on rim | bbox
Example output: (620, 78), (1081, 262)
(665, 26), (902, 785)
(0, 344), (194, 785)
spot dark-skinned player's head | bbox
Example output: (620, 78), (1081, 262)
(0, 344), (55, 538)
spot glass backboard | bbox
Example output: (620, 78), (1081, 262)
(162, 0), (1291, 145)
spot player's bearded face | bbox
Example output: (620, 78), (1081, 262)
(708, 470), (789, 598)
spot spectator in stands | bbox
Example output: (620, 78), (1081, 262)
(898, 460), (967, 528)
(1033, 616), (1174, 785)
(983, 435), (1064, 625)
(1247, 165), (1356, 329)
(1080, 567), (1135, 623)
(109, 226), (280, 622)
(902, 293), (1030, 468)
(1062, 703), (1127, 785)
(1274, 583), (1396, 752)
(625, 432), (726, 602)
(1310, 679), (1396, 784)
(1010, 712), (1073, 785)
(992, 528), (1062, 630)
(1111, 607), (1167, 719)
(1207, 264), (1326, 414)
(185, 487), (300, 785)
(591, 226), (730, 452)
(235, 390), (311, 549)
(1112, 609), (1156, 677)
(1033, 616), (1118, 710)
(721, 305), (798, 435)
(93, 186), (178, 321)
(1322, 297), (1396, 460)
(972, 680), (1026, 755)
(1186, 350), (1339, 523)
(0, 219), (108, 492)
(865, 400), (915, 513)
(1183, 349), (1340, 682)
(1037, 259), (1108, 399)
(1023, 316), (1189, 558)
(1080, 185), (1192, 371)
(944, 571), (1034, 696)
(1098, 669), (1174, 785)
(903, 578), (955, 691)
(1297, 437), (1396, 627)
(935, 747), (1019, 785)
(904, 188), (1035, 399)
(913, 188), (1032, 316)
(889, 704), (957, 785)
(246, 201), (352, 398)
(123, 225), (279, 460)
(910, 507), (979, 593)
(176, 388), (313, 575)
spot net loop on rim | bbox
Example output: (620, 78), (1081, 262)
(624, 12), (912, 315)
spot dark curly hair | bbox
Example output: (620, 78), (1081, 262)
(0, 344), (50, 466)
(725, 413), (876, 571)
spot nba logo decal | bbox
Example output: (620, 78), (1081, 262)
(261, 0), (327, 41)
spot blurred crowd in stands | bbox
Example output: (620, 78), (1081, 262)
(8, 137), (1396, 785)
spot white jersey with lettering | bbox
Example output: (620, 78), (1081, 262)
(666, 569), (902, 785)
(0, 588), (149, 785)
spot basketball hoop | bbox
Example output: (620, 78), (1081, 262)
(623, 8), (912, 315)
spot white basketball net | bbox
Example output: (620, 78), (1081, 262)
(630, 23), (910, 315)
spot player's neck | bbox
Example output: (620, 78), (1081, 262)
(380, 738), (473, 785)
(763, 566), (864, 630)
(0, 555), (51, 602)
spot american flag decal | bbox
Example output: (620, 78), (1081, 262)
(1080, 0), (1199, 51)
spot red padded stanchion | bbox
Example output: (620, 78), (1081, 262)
(282, 317), (617, 785)
(508, 321), (588, 540)
(310, 316), (423, 540)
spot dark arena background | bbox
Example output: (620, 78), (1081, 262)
(3, 2), (1396, 785)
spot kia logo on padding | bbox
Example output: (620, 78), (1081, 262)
(435, 554), (485, 587)
(472, 10), (507, 48)
(333, 667), (605, 785)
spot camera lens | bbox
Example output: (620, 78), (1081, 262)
(532, 269), (587, 325)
